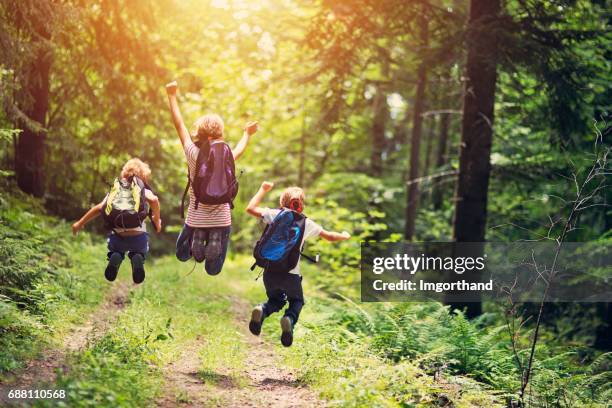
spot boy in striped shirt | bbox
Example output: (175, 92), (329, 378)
(165, 81), (258, 275)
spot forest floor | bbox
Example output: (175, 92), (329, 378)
(154, 289), (322, 408)
(1, 254), (324, 408)
(0, 281), (129, 406)
(2, 194), (608, 407)
(0, 192), (504, 408)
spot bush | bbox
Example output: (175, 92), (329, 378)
(321, 298), (611, 407)
(0, 185), (107, 373)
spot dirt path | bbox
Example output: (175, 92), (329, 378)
(157, 297), (323, 408)
(0, 281), (130, 405)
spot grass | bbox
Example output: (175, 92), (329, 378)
(3, 191), (609, 407)
(33, 254), (255, 407)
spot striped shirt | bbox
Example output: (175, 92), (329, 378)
(184, 140), (232, 228)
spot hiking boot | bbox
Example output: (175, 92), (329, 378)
(105, 252), (123, 282)
(249, 305), (264, 336)
(280, 316), (294, 347)
(131, 253), (146, 284)
(191, 229), (207, 263)
(204, 229), (222, 261)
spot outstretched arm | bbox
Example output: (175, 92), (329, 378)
(233, 121), (258, 161)
(165, 81), (191, 147)
(319, 229), (351, 242)
(72, 201), (104, 235)
(246, 181), (274, 218)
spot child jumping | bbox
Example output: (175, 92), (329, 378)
(165, 80), (258, 275)
(246, 181), (350, 346)
(72, 158), (162, 284)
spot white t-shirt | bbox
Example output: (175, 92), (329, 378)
(261, 208), (323, 275)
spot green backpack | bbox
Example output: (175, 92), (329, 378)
(101, 176), (149, 230)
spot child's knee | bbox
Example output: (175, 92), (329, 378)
(107, 251), (125, 261)
(204, 252), (226, 275)
(204, 262), (222, 275)
(128, 251), (146, 261)
(175, 250), (191, 262)
(266, 295), (287, 310)
(175, 241), (192, 262)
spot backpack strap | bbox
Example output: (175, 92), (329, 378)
(104, 178), (121, 216)
(180, 167), (190, 219)
(142, 180), (155, 223)
(192, 140), (211, 211)
(131, 176), (151, 225)
(299, 251), (319, 264)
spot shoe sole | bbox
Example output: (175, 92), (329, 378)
(280, 316), (293, 347)
(192, 230), (207, 263)
(249, 307), (263, 336)
(104, 264), (119, 282)
(105, 253), (122, 282)
(131, 254), (145, 284)
(204, 230), (222, 260)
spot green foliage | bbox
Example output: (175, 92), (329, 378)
(312, 299), (611, 407)
(284, 299), (503, 407)
(0, 297), (42, 372)
(45, 352), (158, 408)
(43, 318), (172, 408)
(0, 184), (108, 374)
(0, 0), (610, 406)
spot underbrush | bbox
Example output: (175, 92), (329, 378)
(0, 186), (108, 375)
(284, 287), (612, 407)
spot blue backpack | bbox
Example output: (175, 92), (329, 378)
(251, 209), (312, 274)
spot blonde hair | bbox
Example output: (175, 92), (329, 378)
(191, 114), (224, 143)
(279, 187), (305, 208)
(121, 158), (151, 182)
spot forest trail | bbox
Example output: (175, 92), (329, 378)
(157, 293), (322, 408)
(0, 281), (130, 406)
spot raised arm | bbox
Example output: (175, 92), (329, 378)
(165, 81), (191, 147)
(246, 181), (274, 218)
(72, 201), (104, 235)
(233, 121), (258, 161)
(319, 229), (351, 242)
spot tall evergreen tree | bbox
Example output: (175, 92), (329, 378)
(449, 0), (501, 318)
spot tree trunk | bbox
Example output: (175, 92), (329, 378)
(15, 22), (52, 197)
(370, 86), (388, 177)
(432, 111), (450, 210)
(404, 13), (428, 240)
(423, 114), (436, 178)
(594, 302), (612, 350)
(448, 0), (500, 318)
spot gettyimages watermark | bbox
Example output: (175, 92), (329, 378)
(361, 242), (611, 303)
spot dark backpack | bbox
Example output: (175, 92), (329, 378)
(101, 176), (149, 230)
(251, 209), (310, 274)
(180, 141), (238, 217)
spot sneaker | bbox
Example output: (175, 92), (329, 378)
(204, 230), (222, 261)
(105, 253), (123, 282)
(280, 316), (294, 347)
(131, 253), (146, 284)
(191, 229), (207, 263)
(249, 305), (264, 336)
